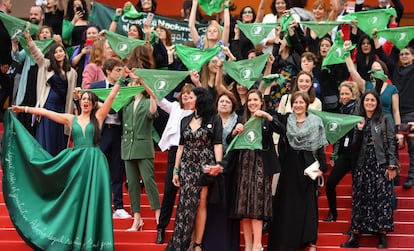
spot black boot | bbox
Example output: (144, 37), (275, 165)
(378, 233), (387, 249)
(155, 228), (165, 244)
(323, 211), (337, 222)
(340, 232), (359, 248)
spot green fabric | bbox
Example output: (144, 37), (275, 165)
(175, 44), (221, 72)
(104, 30), (146, 59)
(322, 32), (356, 69)
(0, 12), (39, 37)
(225, 116), (263, 155)
(86, 86), (145, 112)
(134, 68), (189, 100)
(261, 73), (286, 90)
(18, 37), (55, 61)
(1, 111), (114, 251)
(123, 4), (142, 18)
(62, 19), (74, 47)
(308, 109), (363, 144)
(223, 53), (269, 89)
(198, 0), (224, 16)
(236, 20), (279, 46)
(300, 21), (350, 38)
(343, 8), (397, 38)
(377, 26), (414, 50)
(368, 69), (388, 81)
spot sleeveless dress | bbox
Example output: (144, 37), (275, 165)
(1, 112), (114, 251)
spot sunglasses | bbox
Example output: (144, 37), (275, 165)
(242, 10), (253, 14)
(210, 59), (219, 65)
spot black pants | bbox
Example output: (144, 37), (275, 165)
(157, 146), (179, 229)
(326, 151), (352, 215)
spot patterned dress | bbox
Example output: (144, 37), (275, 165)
(351, 120), (394, 233)
(166, 123), (216, 250)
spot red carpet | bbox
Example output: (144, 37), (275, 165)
(1, 122), (414, 250)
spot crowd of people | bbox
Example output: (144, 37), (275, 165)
(1, 0), (413, 250)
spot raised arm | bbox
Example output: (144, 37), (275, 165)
(95, 77), (122, 124)
(57, 0), (65, 11)
(189, 0), (201, 45)
(24, 29), (45, 67)
(221, 0), (231, 45)
(10, 106), (73, 128)
(255, 0), (267, 23)
(109, 8), (123, 32)
(344, 41), (365, 92)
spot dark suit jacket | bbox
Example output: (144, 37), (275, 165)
(89, 80), (120, 116)
(0, 11), (12, 66)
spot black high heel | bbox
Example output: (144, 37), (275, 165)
(378, 233), (387, 249)
(323, 211), (337, 222)
(193, 242), (202, 250)
(340, 232), (359, 248)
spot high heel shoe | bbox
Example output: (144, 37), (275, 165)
(193, 242), (202, 250)
(126, 218), (144, 232)
(323, 211), (337, 222)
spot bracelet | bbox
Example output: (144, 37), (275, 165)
(173, 167), (180, 175)
(112, 15), (120, 22)
(24, 106), (29, 113)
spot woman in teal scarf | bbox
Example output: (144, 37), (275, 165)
(3, 76), (123, 250)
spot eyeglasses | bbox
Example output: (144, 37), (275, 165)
(400, 52), (411, 56)
(242, 10), (253, 14)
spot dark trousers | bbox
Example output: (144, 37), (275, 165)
(402, 112), (414, 180)
(100, 123), (125, 209)
(326, 152), (352, 215)
(0, 72), (12, 110)
(157, 146), (179, 229)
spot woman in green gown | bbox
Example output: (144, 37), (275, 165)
(2, 77), (122, 251)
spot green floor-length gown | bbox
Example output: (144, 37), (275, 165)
(1, 111), (114, 251)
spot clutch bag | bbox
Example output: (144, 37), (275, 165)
(304, 160), (320, 180)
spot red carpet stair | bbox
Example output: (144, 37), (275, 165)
(1, 121), (414, 250)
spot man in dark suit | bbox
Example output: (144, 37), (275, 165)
(89, 58), (131, 219)
(0, 0), (13, 113)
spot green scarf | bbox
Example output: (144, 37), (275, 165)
(286, 113), (328, 151)
(368, 69), (388, 81)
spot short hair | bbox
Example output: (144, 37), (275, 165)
(290, 91), (310, 109)
(216, 91), (238, 114)
(301, 51), (317, 63)
(177, 83), (195, 108)
(312, 0), (326, 10)
(102, 58), (124, 76)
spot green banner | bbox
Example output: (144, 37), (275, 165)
(134, 68), (189, 100)
(18, 37), (55, 61)
(343, 8), (397, 38)
(377, 26), (414, 50)
(223, 53), (269, 89)
(236, 20), (279, 46)
(90, 2), (207, 44)
(199, 0), (224, 16)
(0, 12), (39, 37)
(300, 21), (350, 38)
(226, 116), (263, 155)
(308, 109), (363, 144)
(175, 44), (221, 72)
(322, 32), (356, 69)
(86, 86), (145, 112)
(104, 30), (145, 59)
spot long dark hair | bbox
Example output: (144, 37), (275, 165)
(192, 87), (216, 125)
(135, 0), (157, 13)
(270, 0), (292, 16)
(47, 43), (71, 75)
(65, 0), (89, 21)
(359, 90), (383, 123)
(80, 91), (101, 145)
(372, 59), (390, 95)
(239, 6), (256, 22)
(356, 35), (376, 81)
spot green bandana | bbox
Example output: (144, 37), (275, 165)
(86, 86), (145, 112)
(223, 53), (269, 89)
(377, 26), (414, 50)
(322, 32), (356, 69)
(368, 69), (388, 81)
(198, 0), (224, 16)
(308, 109), (363, 144)
(104, 30), (145, 59)
(343, 8), (397, 38)
(175, 44), (221, 72)
(134, 68), (189, 100)
(225, 116), (263, 155)
(0, 12), (39, 37)
(123, 4), (142, 19)
(236, 20), (279, 46)
(300, 21), (350, 38)
(18, 37), (55, 61)
(261, 73), (286, 90)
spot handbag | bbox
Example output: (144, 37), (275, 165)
(304, 160), (320, 180)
